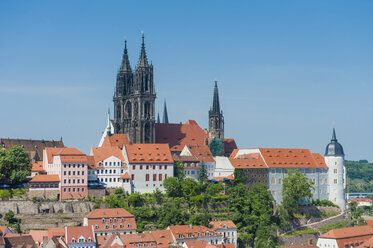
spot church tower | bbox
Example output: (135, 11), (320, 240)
(209, 81), (224, 140)
(113, 35), (156, 143)
(325, 128), (346, 210)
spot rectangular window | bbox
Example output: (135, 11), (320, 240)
(159, 165), (162, 170)
(159, 174), (162, 181)
(64, 188), (66, 192)
(73, 179), (75, 184)
(73, 171), (75, 176)
(334, 179), (337, 184)
(334, 169), (337, 174)
(140, 165), (143, 170)
(146, 174), (150, 181)
(146, 165), (149, 170)
(133, 165), (136, 170)
(271, 177), (276, 184)
(82, 171), (84, 175)
(77, 179), (80, 184)
(68, 188), (71, 192)
(82, 179), (84, 183)
(82, 188), (84, 192)
(153, 165), (156, 170)
(131, 174), (135, 181)
(64, 171), (66, 176)
(64, 179), (66, 184)
(77, 171), (80, 175)
(68, 171), (71, 176)
(77, 188), (80, 192)
(153, 174), (157, 181)
(165, 165), (168, 170)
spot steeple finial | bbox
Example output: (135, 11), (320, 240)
(137, 32), (149, 67)
(120, 39), (131, 72)
(211, 80), (221, 114)
(163, 97), (169, 124)
(332, 127), (337, 142)
(107, 108), (112, 136)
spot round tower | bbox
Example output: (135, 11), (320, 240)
(325, 128), (345, 210)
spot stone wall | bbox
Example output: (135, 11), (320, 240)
(87, 188), (106, 199)
(0, 200), (95, 215)
(280, 234), (319, 247)
(28, 189), (59, 200)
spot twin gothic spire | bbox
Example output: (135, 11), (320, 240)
(119, 33), (151, 73)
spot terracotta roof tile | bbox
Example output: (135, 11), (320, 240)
(150, 230), (174, 248)
(209, 220), (237, 230)
(120, 172), (131, 179)
(91, 147), (125, 165)
(28, 230), (48, 246)
(86, 155), (96, 169)
(31, 161), (44, 172)
(125, 144), (173, 164)
(102, 134), (129, 149)
(229, 152), (267, 169)
(44, 147), (86, 164)
(65, 226), (95, 244)
(320, 225), (373, 239)
(85, 208), (134, 219)
(47, 228), (65, 240)
(30, 174), (60, 182)
(168, 225), (221, 239)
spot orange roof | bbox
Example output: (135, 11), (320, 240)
(312, 153), (328, 168)
(31, 161), (44, 172)
(85, 208), (134, 219)
(168, 225), (221, 239)
(0, 226), (9, 235)
(47, 228), (65, 239)
(188, 145), (215, 163)
(184, 240), (209, 248)
(211, 175), (234, 181)
(60, 155), (88, 163)
(155, 120), (208, 152)
(210, 220), (237, 230)
(102, 134), (129, 149)
(44, 147), (86, 164)
(120, 172), (131, 179)
(223, 139), (237, 156)
(30, 174), (60, 182)
(259, 148), (328, 169)
(91, 147), (125, 164)
(366, 220), (373, 227)
(86, 155), (96, 169)
(125, 144), (173, 164)
(229, 152), (267, 169)
(349, 198), (373, 202)
(150, 230), (174, 248)
(118, 233), (155, 244)
(28, 230), (48, 246)
(362, 236), (373, 247)
(65, 226), (95, 244)
(320, 225), (373, 239)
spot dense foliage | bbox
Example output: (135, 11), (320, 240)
(209, 138), (223, 156)
(0, 146), (31, 185)
(345, 160), (373, 192)
(282, 170), (313, 216)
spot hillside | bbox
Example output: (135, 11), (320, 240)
(345, 160), (373, 192)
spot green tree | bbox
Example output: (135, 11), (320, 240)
(233, 169), (247, 185)
(0, 146), (31, 185)
(206, 182), (223, 197)
(209, 138), (223, 156)
(127, 193), (143, 207)
(181, 178), (200, 198)
(157, 202), (189, 228)
(163, 177), (183, 198)
(153, 188), (164, 205)
(188, 209), (211, 227)
(282, 170), (313, 216)
(174, 161), (185, 181)
(4, 210), (17, 224)
(198, 161), (208, 182)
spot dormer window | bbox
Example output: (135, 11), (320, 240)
(127, 224), (131, 228)
(71, 238), (75, 243)
(102, 218), (105, 223)
(114, 218), (117, 222)
(206, 231), (210, 236)
(110, 218), (113, 223)
(178, 234), (183, 239)
(223, 224), (227, 229)
(95, 225), (98, 229)
(105, 225), (109, 229)
(121, 217), (125, 222)
(188, 233), (193, 238)
(78, 238), (85, 243)
(88, 238), (92, 242)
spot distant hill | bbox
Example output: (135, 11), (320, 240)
(345, 160), (373, 193)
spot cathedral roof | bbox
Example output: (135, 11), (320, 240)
(325, 128), (344, 156)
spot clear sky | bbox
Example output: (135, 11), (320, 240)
(0, 1), (372, 161)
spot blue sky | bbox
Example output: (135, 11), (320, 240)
(0, 1), (372, 161)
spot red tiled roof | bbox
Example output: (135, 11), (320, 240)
(65, 226), (95, 244)
(47, 228), (65, 240)
(85, 208), (134, 219)
(168, 225), (221, 239)
(320, 225), (373, 239)
(184, 240), (209, 248)
(45, 147), (86, 164)
(125, 144), (173, 164)
(118, 233), (155, 244)
(4, 235), (37, 248)
(259, 148), (327, 169)
(155, 120), (208, 152)
(0, 226), (9, 235)
(28, 230), (48, 246)
(210, 220), (237, 230)
(86, 155), (96, 169)
(349, 198), (373, 203)
(31, 161), (44, 172)
(188, 145), (215, 163)
(362, 236), (373, 247)
(229, 152), (267, 169)
(150, 230), (174, 248)
(91, 147), (125, 164)
(102, 134), (129, 149)
(30, 174), (60, 183)
(210, 175), (234, 182)
(60, 155), (88, 163)
(120, 172), (130, 179)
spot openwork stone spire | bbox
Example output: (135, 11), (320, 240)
(137, 33), (149, 68)
(120, 40), (132, 72)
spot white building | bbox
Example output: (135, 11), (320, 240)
(90, 147), (127, 188)
(213, 156), (234, 178)
(210, 221), (237, 247)
(168, 225), (223, 246)
(325, 128), (346, 210)
(123, 144), (174, 194)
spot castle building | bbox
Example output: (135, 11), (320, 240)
(325, 128), (346, 210)
(113, 35), (156, 144)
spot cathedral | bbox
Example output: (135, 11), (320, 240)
(112, 36), (227, 148)
(113, 35), (156, 144)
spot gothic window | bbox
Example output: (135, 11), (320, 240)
(116, 105), (121, 119)
(125, 102), (132, 119)
(144, 102), (151, 118)
(144, 123), (151, 143)
(134, 102), (138, 119)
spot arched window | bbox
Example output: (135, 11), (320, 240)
(125, 102), (132, 119)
